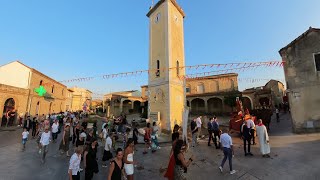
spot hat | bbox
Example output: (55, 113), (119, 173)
(244, 115), (251, 120)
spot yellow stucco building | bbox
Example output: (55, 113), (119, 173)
(141, 73), (239, 116)
(147, 0), (186, 133)
(103, 90), (145, 117)
(68, 87), (92, 112)
(0, 61), (67, 126)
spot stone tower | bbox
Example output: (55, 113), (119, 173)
(147, 0), (186, 133)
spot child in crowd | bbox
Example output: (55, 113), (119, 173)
(22, 128), (29, 151)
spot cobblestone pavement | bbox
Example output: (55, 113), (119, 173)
(0, 113), (320, 180)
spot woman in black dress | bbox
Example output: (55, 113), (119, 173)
(108, 148), (124, 180)
(84, 138), (99, 180)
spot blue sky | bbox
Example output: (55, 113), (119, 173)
(0, 0), (319, 99)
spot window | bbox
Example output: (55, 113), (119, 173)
(197, 83), (205, 93)
(315, 53), (320, 71)
(155, 13), (161, 23)
(186, 87), (190, 93)
(176, 61), (180, 76)
(62, 89), (64, 96)
(52, 85), (54, 93)
(40, 80), (43, 85)
(156, 60), (160, 77)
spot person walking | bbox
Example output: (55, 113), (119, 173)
(59, 124), (71, 156)
(108, 148), (124, 180)
(40, 127), (51, 163)
(212, 116), (221, 149)
(164, 125), (180, 180)
(24, 116), (31, 132)
(76, 128), (86, 151)
(241, 120), (253, 156)
(190, 118), (198, 147)
(207, 118), (214, 146)
(86, 129), (94, 146)
(21, 128), (29, 151)
(123, 128), (130, 150)
(84, 138), (99, 180)
(51, 120), (59, 143)
(68, 147), (83, 180)
(143, 123), (152, 154)
(72, 120), (80, 145)
(102, 133), (113, 168)
(256, 119), (271, 158)
(124, 138), (136, 180)
(276, 107), (280, 122)
(133, 124), (139, 146)
(174, 140), (194, 180)
(219, 128), (236, 175)
(101, 124), (108, 147)
(36, 120), (44, 153)
(31, 117), (38, 139)
(196, 116), (202, 139)
(152, 122), (160, 149)
(246, 117), (256, 145)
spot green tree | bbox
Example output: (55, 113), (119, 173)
(224, 93), (241, 112)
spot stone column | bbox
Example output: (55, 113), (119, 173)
(119, 100), (123, 114)
(204, 99), (208, 114)
(107, 106), (110, 117)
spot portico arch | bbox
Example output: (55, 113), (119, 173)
(1, 98), (15, 127)
(191, 98), (205, 114)
(133, 101), (141, 113)
(242, 96), (253, 110)
(122, 100), (132, 114)
(207, 97), (223, 114)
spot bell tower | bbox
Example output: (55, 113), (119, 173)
(147, 0), (186, 132)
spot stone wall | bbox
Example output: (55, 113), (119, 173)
(186, 74), (238, 95)
(0, 84), (29, 125)
(280, 29), (320, 133)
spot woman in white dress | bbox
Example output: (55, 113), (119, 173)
(124, 138), (136, 180)
(256, 119), (271, 158)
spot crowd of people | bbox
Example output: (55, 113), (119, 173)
(19, 112), (164, 180)
(178, 115), (271, 179)
(17, 110), (274, 180)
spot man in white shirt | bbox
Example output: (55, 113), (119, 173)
(219, 129), (236, 175)
(246, 117), (256, 145)
(102, 134), (113, 167)
(40, 128), (51, 164)
(51, 120), (59, 143)
(69, 147), (83, 180)
(196, 116), (202, 139)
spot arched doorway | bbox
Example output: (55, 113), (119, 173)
(2, 98), (15, 127)
(191, 98), (205, 114)
(187, 100), (190, 107)
(35, 101), (40, 115)
(207, 98), (223, 114)
(242, 97), (252, 111)
(122, 100), (132, 114)
(133, 101), (141, 113)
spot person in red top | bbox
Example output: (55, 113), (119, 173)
(164, 125), (180, 180)
(143, 123), (152, 154)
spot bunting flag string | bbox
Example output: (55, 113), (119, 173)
(59, 60), (284, 83)
(181, 76), (285, 83)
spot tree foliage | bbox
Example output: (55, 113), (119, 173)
(224, 93), (242, 112)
